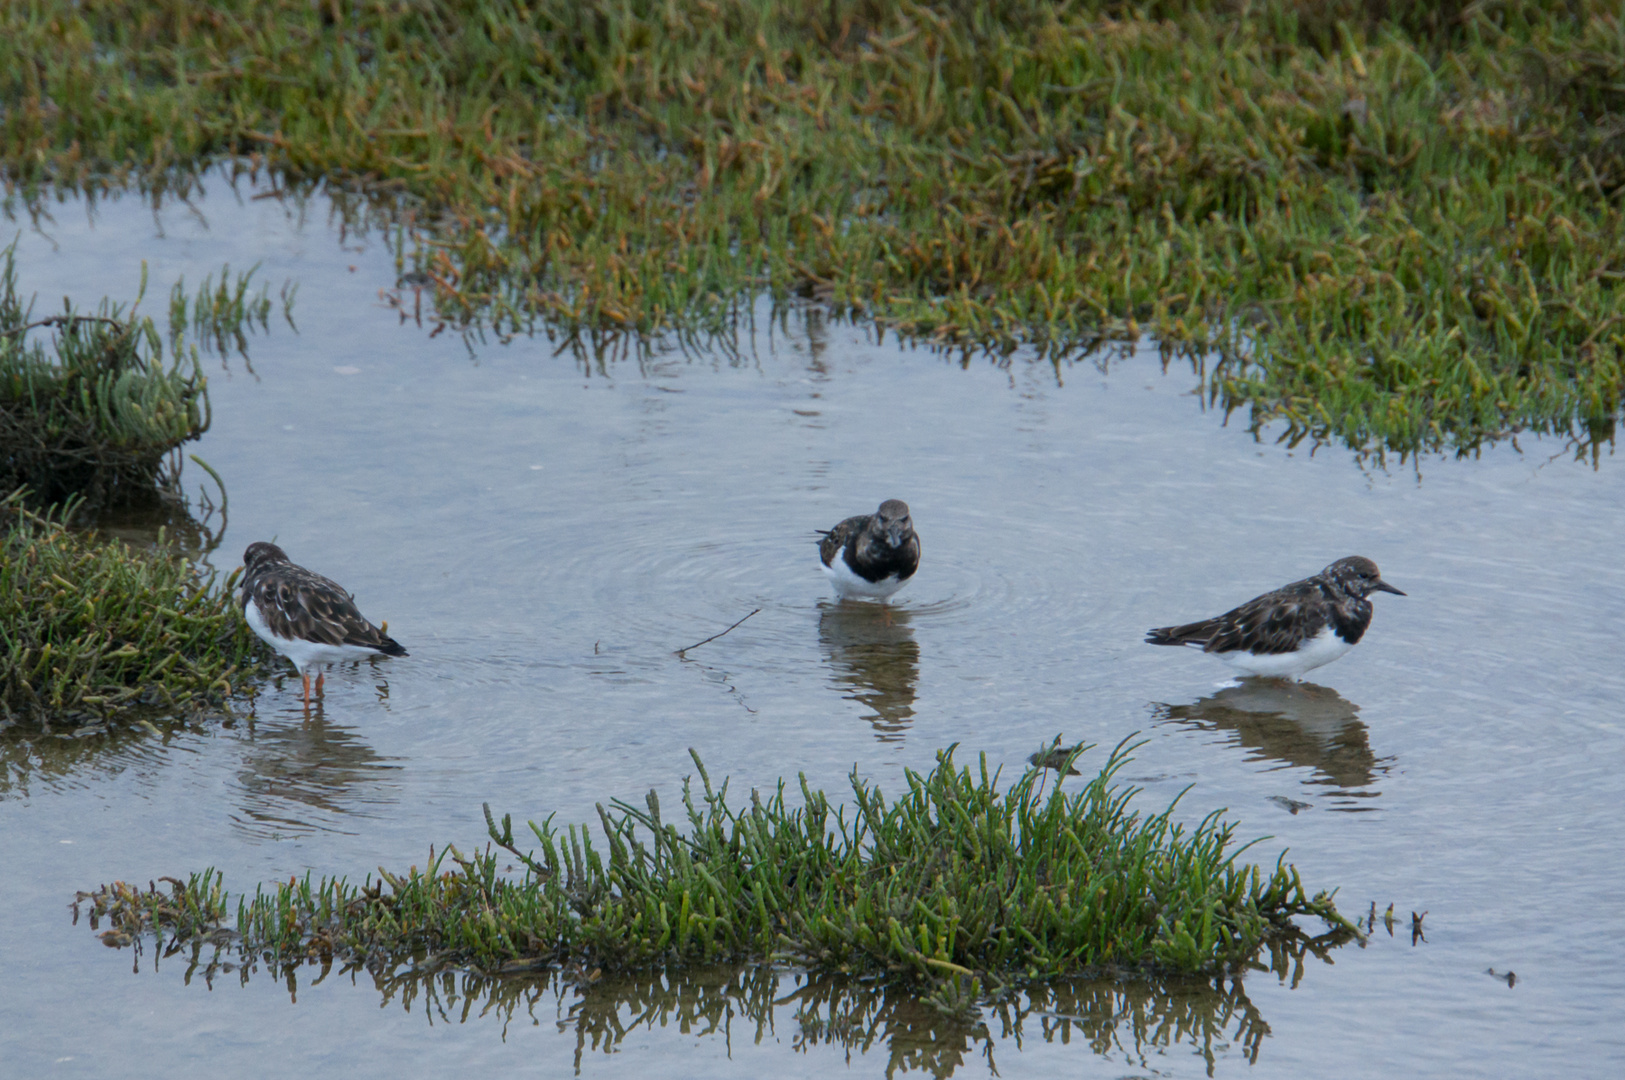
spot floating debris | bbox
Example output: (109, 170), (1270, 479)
(1027, 737), (1086, 776)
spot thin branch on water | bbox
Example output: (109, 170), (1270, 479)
(0, 314), (130, 338)
(675, 608), (761, 657)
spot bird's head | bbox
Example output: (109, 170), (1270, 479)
(875, 499), (914, 549)
(242, 541), (291, 576)
(1326, 556), (1405, 598)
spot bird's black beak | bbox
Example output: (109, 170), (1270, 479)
(1374, 579), (1405, 596)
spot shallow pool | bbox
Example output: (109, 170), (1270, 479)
(2, 175), (1622, 1078)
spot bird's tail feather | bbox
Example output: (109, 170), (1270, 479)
(1145, 621), (1213, 647)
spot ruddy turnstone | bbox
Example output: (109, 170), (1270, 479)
(818, 499), (921, 600)
(240, 541), (407, 706)
(1146, 556), (1404, 681)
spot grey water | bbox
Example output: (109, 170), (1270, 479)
(2, 175), (1623, 1078)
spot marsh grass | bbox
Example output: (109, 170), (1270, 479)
(0, 493), (268, 726)
(75, 743), (1356, 998)
(1, 233), (292, 512)
(0, 244), (209, 510)
(5, 0), (1622, 458)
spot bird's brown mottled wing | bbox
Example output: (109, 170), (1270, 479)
(818, 514), (870, 568)
(1196, 579), (1332, 655)
(248, 566), (404, 653)
(1148, 578), (1330, 655)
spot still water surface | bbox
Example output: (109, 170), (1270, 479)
(2, 178), (1623, 1077)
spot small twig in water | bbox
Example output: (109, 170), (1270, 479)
(675, 608), (761, 657)
(0, 314), (129, 338)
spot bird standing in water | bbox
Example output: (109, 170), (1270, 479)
(1146, 556), (1404, 681)
(818, 499), (921, 601)
(240, 541), (407, 708)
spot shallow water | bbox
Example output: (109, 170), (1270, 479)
(3, 176), (1624, 1077)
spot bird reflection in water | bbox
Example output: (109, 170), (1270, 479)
(232, 685), (402, 838)
(818, 602), (919, 741)
(1154, 679), (1388, 809)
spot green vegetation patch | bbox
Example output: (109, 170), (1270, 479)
(0, 242), (287, 513)
(76, 744), (1355, 996)
(0, 246), (210, 510)
(0, 495), (268, 727)
(5, 1), (1623, 458)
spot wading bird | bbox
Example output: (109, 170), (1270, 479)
(1146, 556), (1404, 681)
(818, 499), (921, 601)
(240, 541), (407, 707)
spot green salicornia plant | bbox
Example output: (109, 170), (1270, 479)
(0, 244), (207, 510)
(76, 743), (1355, 993)
(0, 493), (268, 725)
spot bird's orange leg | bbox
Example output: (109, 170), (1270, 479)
(301, 672), (312, 711)
(315, 671), (325, 697)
